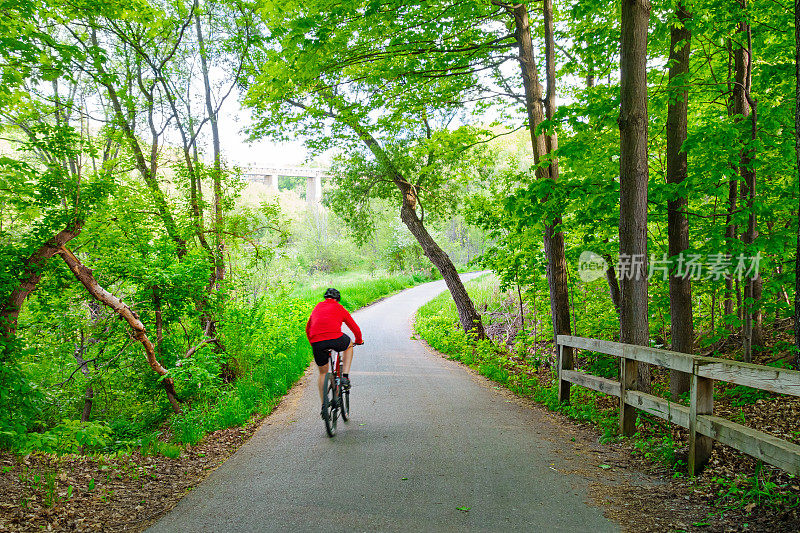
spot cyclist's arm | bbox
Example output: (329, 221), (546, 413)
(342, 309), (363, 344)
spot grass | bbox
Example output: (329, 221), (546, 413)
(289, 270), (435, 311)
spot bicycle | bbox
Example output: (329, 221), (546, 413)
(322, 348), (350, 437)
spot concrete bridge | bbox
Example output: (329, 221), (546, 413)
(243, 167), (329, 203)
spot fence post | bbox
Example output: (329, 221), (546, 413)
(557, 341), (571, 404)
(688, 369), (714, 475)
(619, 346), (637, 436)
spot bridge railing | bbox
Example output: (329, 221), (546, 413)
(556, 335), (800, 476)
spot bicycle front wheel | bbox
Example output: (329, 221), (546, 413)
(322, 372), (338, 437)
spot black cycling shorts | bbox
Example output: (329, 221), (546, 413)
(311, 334), (351, 366)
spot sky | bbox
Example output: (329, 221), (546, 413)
(216, 96), (311, 170)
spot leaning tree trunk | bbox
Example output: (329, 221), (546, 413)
(59, 247), (182, 413)
(619, 0), (652, 400)
(399, 201), (486, 338)
(340, 116), (486, 338)
(0, 220), (84, 351)
(666, 2), (694, 398)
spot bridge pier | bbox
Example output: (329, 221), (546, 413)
(265, 174), (278, 191)
(306, 176), (322, 204)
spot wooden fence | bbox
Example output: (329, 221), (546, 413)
(556, 335), (800, 476)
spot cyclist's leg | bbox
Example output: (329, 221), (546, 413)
(317, 362), (329, 401)
(342, 341), (355, 374)
(311, 341), (333, 401)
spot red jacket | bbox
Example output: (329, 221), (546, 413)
(306, 298), (363, 344)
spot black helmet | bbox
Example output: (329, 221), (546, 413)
(323, 288), (341, 301)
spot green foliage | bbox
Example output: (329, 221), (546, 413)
(631, 420), (685, 473)
(5, 420), (112, 455)
(712, 462), (800, 516)
(141, 433), (182, 459)
(587, 352), (619, 380)
(724, 385), (774, 407)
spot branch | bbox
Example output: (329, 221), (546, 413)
(56, 356), (99, 387)
(184, 338), (220, 359)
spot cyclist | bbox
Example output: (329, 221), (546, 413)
(305, 288), (363, 417)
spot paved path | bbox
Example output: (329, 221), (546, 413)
(148, 275), (619, 532)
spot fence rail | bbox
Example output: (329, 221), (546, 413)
(556, 335), (800, 475)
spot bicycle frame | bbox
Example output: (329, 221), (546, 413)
(328, 349), (343, 388)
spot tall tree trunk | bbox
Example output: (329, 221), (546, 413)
(0, 220), (83, 351)
(195, 0), (225, 288)
(666, 3), (694, 397)
(89, 30), (188, 259)
(154, 58), (215, 267)
(795, 0), (800, 365)
(733, 2), (762, 361)
(619, 0), (651, 391)
(542, 0), (574, 399)
(59, 247), (181, 413)
(724, 40), (737, 320)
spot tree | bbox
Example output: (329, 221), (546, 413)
(795, 0), (800, 363)
(618, 0), (651, 413)
(242, 0), (512, 337)
(732, 0), (763, 362)
(58, 247), (181, 412)
(666, 1), (693, 397)
(492, 0), (574, 401)
(0, 0), (119, 440)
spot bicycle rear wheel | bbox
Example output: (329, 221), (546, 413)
(322, 372), (338, 437)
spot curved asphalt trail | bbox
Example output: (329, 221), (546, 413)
(148, 275), (619, 532)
